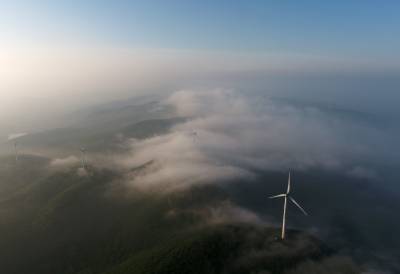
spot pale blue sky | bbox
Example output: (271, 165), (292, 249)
(2, 0), (400, 58)
(1, 1), (400, 126)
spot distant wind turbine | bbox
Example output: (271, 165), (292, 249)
(189, 130), (198, 142)
(80, 147), (86, 169)
(269, 172), (308, 240)
(13, 140), (18, 165)
(7, 133), (27, 165)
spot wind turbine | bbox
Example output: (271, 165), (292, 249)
(189, 130), (198, 142)
(13, 140), (18, 165)
(80, 147), (86, 169)
(269, 172), (308, 240)
(7, 133), (27, 165)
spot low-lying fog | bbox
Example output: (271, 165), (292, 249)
(1, 51), (400, 273)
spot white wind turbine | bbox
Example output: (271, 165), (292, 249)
(189, 130), (198, 142)
(80, 147), (86, 169)
(13, 140), (18, 165)
(269, 172), (308, 240)
(7, 133), (27, 165)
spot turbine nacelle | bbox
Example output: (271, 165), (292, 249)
(269, 193), (308, 216)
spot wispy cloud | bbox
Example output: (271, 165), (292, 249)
(119, 89), (391, 192)
(7, 132), (27, 140)
(49, 155), (80, 170)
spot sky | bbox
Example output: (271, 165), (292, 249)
(1, 3), (400, 270)
(2, 0), (400, 55)
(1, 1), (400, 130)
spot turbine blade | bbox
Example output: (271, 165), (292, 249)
(286, 171), (291, 194)
(289, 196), (308, 216)
(269, 194), (286, 199)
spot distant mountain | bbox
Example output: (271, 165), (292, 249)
(0, 97), (181, 156)
(271, 97), (390, 129)
(104, 225), (359, 274)
(15, 116), (185, 154)
(0, 96), (398, 273)
(0, 157), (362, 274)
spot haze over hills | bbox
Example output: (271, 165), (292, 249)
(2, 1), (400, 273)
(0, 91), (399, 274)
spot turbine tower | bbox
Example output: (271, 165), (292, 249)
(7, 133), (27, 165)
(269, 172), (308, 240)
(80, 147), (86, 169)
(189, 130), (197, 142)
(13, 140), (18, 165)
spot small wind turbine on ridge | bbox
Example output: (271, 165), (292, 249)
(7, 133), (27, 166)
(269, 171), (308, 240)
(80, 147), (86, 169)
(13, 140), (18, 165)
(189, 130), (197, 142)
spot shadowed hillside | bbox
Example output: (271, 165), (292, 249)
(0, 157), (361, 274)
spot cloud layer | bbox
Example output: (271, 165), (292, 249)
(121, 89), (391, 192)
(49, 155), (80, 170)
